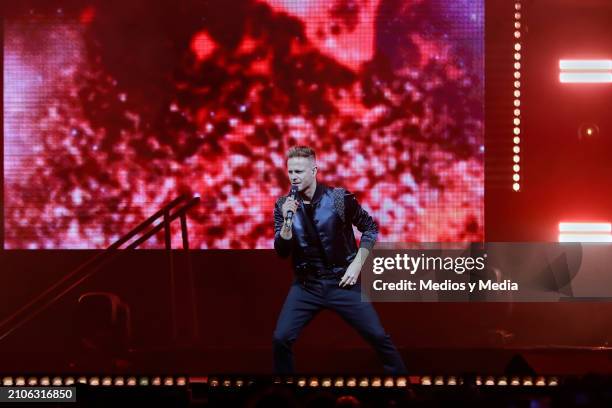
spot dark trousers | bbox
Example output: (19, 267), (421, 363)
(273, 278), (406, 374)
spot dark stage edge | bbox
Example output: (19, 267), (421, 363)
(0, 347), (610, 376)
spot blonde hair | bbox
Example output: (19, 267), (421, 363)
(286, 146), (316, 161)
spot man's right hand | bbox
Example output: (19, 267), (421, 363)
(280, 198), (299, 240)
(281, 197), (299, 219)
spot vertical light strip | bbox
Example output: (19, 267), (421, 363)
(512, 1), (522, 192)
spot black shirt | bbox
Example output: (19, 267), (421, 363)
(301, 202), (328, 272)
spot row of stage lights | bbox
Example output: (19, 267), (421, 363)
(513, 1), (522, 192)
(1, 375), (559, 388)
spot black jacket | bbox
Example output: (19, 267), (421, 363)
(273, 183), (378, 275)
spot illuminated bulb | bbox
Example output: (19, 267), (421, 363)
(513, 155), (520, 163)
(513, 164), (520, 172)
(514, 52), (521, 60)
(515, 22), (521, 29)
(514, 71), (521, 79)
(514, 127), (521, 135)
(514, 108), (521, 116)
(514, 31), (521, 39)
(514, 90), (521, 97)
(513, 183), (520, 191)
(513, 146), (520, 154)
(514, 99), (521, 107)
(514, 62), (521, 70)
(513, 173), (520, 181)
(515, 12), (521, 19)
(514, 118), (520, 125)
(514, 80), (521, 88)
(514, 43), (521, 51)
(515, 3), (522, 10)
(514, 137), (521, 144)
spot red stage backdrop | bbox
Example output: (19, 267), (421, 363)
(4, 0), (484, 249)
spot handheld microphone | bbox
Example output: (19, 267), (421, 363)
(286, 185), (299, 222)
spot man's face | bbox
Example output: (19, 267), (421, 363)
(287, 157), (317, 192)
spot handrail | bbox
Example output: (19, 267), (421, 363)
(0, 195), (200, 342)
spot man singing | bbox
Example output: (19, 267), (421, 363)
(273, 146), (406, 374)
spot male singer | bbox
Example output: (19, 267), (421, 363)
(272, 146), (406, 374)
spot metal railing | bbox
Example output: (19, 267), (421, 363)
(0, 194), (201, 343)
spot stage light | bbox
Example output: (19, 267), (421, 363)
(52, 377), (62, 386)
(578, 123), (600, 140)
(498, 377), (508, 386)
(434, 376), (444, 386)
(559, 222), (611, 232)
(102, 377), (112, 386)
(297, 377), (306, 387)
(475, 376), (482, 386)
(523, 377), (533, 386)
(421, 376), (432, 385)
(235, 379), (244, 387)
(65, 377), (75, 386)
(384, 377), (394, 387)
(559, 60), (612, 83)
(359, 377), (369, 387)
(321, 377), (332, 387)
(536, 377), (546, 386)
(346, 377), (357, 387)
(152, 377), (162, 386)
(447, 376), (458, 386)
(371, 377), (382, 387)
(2, 377), (13, 386)
(40, 377), (50, 386)
(166, 377), (176, 386)
(15, 377), (25, 386)
(396, 377), (407, 387)
(548, 377), (559, 386)
(77, 377), (88, 385)
(560, 73), (612, 83)
(176, 377), (187, 386)
(309, 377), (319, 387)
(28, 377), (38, 386)
(334, 377), (345, 387)
(485, 376), (495, 386)
(510, 377), (520, 386)
(89, 377), (100, 386)
(139, 377), (149, 386)
(560, 59), (612, 70)
(126, 377), (137, 386)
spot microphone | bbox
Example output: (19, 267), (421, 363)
(286, 185), (299, 223)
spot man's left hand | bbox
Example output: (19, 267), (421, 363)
(339, 261), (362, 287)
